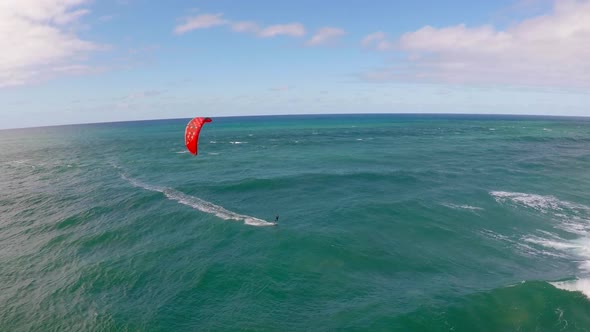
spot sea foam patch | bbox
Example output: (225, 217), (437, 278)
(525, 227), (590, 298)
(443, 203), (484, 211)
(491, 191), (590, 237)
(491, 191), (565, 213)
(492, 191), (590, 298)
(551, 279), (590, 299)
(489, 191), (590, 287)
(490, 191), (589, 214)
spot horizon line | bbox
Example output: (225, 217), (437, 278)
(2, 112), (589, 131)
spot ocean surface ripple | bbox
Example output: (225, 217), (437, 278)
(1, 114), (590, 331)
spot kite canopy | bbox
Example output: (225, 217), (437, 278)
(185, 117), (212, 155)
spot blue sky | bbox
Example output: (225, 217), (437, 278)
(1, 0), (589, 129)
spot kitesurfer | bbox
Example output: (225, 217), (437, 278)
(275, 215), (279, 223)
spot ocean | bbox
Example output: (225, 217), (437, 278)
(1, 114), (590, 331)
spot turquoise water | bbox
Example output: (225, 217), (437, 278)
(1, 114), (590, 331)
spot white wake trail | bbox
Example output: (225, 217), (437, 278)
(121, 174), (276, 227)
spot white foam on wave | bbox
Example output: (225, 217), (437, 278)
(175, 150), (189, 154)
(479, 229), (564, 258)
(6, 159), (30, 164)
(492, 190), (590, 250)
(490, 191), (589, 214)
(556, 216), (590, 235)
(517, 242), (565, 258)
(491, 191), (563, 212)
(523, 235), (579, 251)
(443, 203), (484, 211)
(230, 141), (247, 144)
(514, 218), (590, 298)
(471, 190), (590, 288)
(121, 174), (276, 227)
(569, 238), (590, 273)
(551, 279), (590, 299)
(480, 229), (510, 242)
(2, 159), (32, 167)
(491, 191), (590, 237)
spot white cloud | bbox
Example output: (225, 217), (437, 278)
(361, 31), (393, 51)
(307, 27), (345, 46)
(0, 0), (102, 88)
(174, 13), (228, 35)
(257, 23), (305, 38)
(54, 8), (89, 24)
(240, 22), (307, 39)
(175, 13), (306, 39)
(384, 0), (590, 87)
(231, 21), (260, 33)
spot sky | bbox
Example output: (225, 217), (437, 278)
(1, 0), (590, 129)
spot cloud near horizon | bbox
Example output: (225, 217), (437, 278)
(364, 0), (590, 88)
(0, 0), (103, 88)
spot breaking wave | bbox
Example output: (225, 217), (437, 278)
(490, 191), (590, 298)
(490, 191), (589, 214)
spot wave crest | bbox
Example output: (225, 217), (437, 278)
(551, 279), (590, 299)
(490, 191), (589, 213)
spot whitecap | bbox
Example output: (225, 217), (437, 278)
(557, 217), (590, 236)
(522, 232), (590, 288)
(480, 230), (565, 258)
(523, 235), (579, 251)
(479, 229), (511, 242)
(443, 203), (484, 211)
(9, 159), (29, 164)
(551, 279), (590, 299)
(491, 183), (588, 275)
(490, 191), (589, 213)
